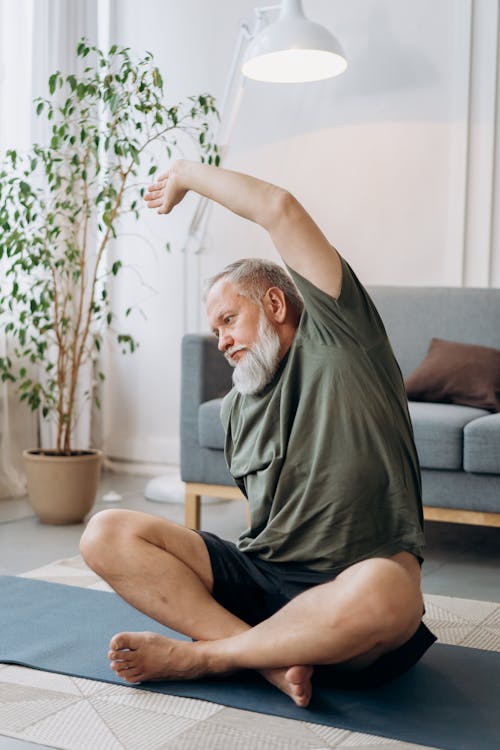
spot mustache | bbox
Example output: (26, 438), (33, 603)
(224, 344), (247, 365)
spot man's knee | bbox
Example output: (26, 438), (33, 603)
(80, 509), (134, 574)
(336, 557), (423, 646)
(362, 558), (423, 644)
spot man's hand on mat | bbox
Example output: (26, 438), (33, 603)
(108, 631), (314, 707)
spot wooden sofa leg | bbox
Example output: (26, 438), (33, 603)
(185, 487), (201, 530)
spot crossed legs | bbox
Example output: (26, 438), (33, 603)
(80, 509), (424, 707)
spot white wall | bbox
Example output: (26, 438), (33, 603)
(103, 0), (500, 467)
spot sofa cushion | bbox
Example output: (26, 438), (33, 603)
(198, 398), (225, 450)
(464, 413), (500, 474)
(405, 338), (500, 412)
(408, 402), (489, 470)
(200, 398), (492, 468)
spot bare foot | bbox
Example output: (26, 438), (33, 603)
(108, 631), (207, 683)
(109, 631), (314, 707)
(260, 665), (314, 707)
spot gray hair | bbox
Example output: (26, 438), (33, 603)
(205, 258), (304, 318)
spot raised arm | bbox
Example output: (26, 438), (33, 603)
(144, 160), (342, 299)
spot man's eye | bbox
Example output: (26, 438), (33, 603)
(224, 316), (233, 325)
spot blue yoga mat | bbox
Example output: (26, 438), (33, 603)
(1, 575), (499, 750)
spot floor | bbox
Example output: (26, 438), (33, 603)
(1, 469), (500, 750)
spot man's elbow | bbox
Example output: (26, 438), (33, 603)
(263, 188), (299, 232)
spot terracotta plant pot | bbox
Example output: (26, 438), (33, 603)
(23, 449), (102, 525)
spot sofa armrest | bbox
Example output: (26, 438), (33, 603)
(180, 334), (233, 482)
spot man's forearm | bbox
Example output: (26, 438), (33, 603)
(156, 159), (342, 298)
(174, 160), (287, 231)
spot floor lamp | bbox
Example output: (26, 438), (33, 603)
(145, 0), (347, 504)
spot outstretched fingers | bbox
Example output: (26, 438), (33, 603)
(143, 166), (188, 215)
(144, 176), (168, 209)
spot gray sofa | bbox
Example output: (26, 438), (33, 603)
(181, 286), (500, 530)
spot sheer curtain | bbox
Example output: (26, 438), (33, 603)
(0, 0), (105, 497)
(0, 0), (36, 496)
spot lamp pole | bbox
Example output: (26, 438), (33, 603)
(181, 5), (279, 334)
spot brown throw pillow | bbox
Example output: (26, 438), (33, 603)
(405, 338), (500, 412)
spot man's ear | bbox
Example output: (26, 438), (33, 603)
(263, 287), (287, 323)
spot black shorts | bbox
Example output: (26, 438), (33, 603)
(198, 530), (437, 690)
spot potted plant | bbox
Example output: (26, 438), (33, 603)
(0, 39), (219, 523)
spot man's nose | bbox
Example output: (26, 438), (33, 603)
(218, 332), (233, 352)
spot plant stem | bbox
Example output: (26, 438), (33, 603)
(64, 150), (91, 452)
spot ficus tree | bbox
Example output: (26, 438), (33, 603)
(0, 39), (219, 454)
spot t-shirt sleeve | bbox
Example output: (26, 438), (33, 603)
(286, 255), (388, 349)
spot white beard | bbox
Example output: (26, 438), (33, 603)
(227, 313), (282, 395)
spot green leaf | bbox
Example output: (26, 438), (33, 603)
(111, 260), (122, 276)
(129, 145), (140, 165)
(109, 94), (120, 113)
(48, 73), (58, 95)
(152, 68), (163, 88)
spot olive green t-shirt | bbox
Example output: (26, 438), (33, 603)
(220, 256), (425, 573)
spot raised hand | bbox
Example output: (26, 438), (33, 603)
(144, 162), (188, 214)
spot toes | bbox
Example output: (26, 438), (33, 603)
(115, 668), (143, 683)
(296, 694), (310, 708)
(110, 662), (143, 683)
(108, 649), (133, 662)
(110, 661), (129, 675)
(109, 634), (127, 651)
(285, 666), (313, 708)
(110, 631), (147, 652)
(291, 682), (311, 707)
(123, 673), (143, 684)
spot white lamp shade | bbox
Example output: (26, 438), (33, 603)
(242, 1), (347, 83)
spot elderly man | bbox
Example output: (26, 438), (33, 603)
(80, 160), (435, 708)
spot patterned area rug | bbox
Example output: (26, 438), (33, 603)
(0, 556), (497, 750)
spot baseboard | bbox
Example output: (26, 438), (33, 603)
(103, 457), (180, 477)
(103, 435), (180, 465)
